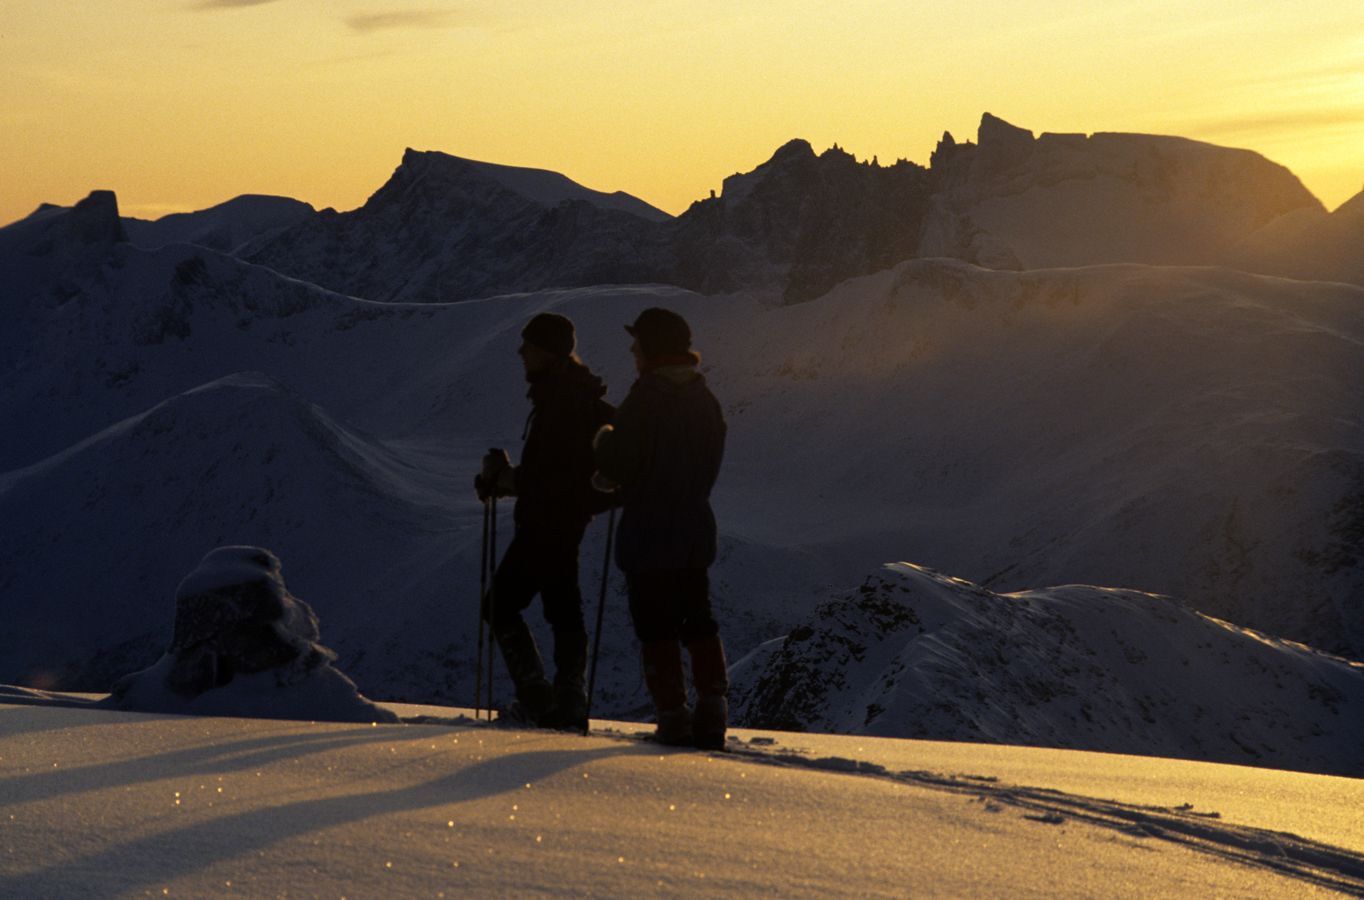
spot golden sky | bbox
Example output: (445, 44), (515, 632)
(2, 1), (1360, 225)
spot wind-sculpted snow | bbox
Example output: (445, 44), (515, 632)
(733, 563), (1364, 777)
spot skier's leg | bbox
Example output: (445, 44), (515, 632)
(488, 533), (552, 720)
(679, 569), (728, 750)
(629, 571), (692, 745)
(538, 529), (590, 729)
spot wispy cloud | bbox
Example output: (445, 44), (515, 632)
(192, 0), (284, 9)
(345, 9), (476, 34)
(1185, 107), (1364, 141)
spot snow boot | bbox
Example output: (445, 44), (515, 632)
(641, 639), (692, 746)
(539, 629), (589, 731)
(688, 634), (729, 751)
(493, 618), (553, 725)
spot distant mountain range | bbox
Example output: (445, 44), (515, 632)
(3, 116), (1362, 774)
(91, 113), (1361, 305)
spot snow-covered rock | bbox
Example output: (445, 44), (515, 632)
(734, 563), (1364, 777)
(110, 546), (396, 722)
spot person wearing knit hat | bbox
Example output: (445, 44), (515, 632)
(593, 307), (730, 749)
(475, 312), (615, 729)
(520, 312), (577, 358)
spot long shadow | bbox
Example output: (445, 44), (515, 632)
(0, 701), (174, 739)
(0, 719), (457, 805)
(720, 743), (1364, 895)
(0, 737), (654, 895)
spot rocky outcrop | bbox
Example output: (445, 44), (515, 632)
(111, 546), (396, 722)
(667, 141), (932, 303)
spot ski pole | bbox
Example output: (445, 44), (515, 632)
(584, 506), (617, 736)
(487, 495), (498, 717)
(475, 497), (489, 720)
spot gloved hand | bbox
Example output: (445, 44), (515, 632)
(476, 448), (516, 499)
(482, 448), (511, 481)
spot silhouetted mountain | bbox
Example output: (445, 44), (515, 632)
(123, 195), (315, 254)
(235, 116), (1355, 304)
(920, 113), (1323, 269)
(666, 140), (932, 303)
(239, 149), (673, 303)
(1228, 189), (1364, 285)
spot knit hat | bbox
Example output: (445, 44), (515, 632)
(521, 312), (576, 356)
(625, 307), (692, 359)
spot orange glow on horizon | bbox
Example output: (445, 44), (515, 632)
(1, 1), (1360, 226)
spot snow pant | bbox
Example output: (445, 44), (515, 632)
(484, 525), (589, 709)
(625, 569), (719, 644)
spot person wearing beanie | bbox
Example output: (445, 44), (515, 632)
(475, 312), (615, 729)
(593, 307), (730, 749)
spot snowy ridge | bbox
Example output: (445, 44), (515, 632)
(734, 563), (1364, 776)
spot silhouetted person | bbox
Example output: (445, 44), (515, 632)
(476, 313), (614, 729)
(594, 307), (729, 749)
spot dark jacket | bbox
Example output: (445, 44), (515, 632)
(594, 365), (726, 573)
(514, 359), (614, 535)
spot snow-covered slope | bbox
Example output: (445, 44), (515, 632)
(2, 193), (1362, 763)
(122, 194), (315, 254)
(1228, 189), (1364, 285)
(733, 563), (1364, 777)
(1, 700), (1361, 896)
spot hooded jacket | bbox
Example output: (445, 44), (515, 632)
(594, 364), (726, 573)
(514, 358), (614, 535)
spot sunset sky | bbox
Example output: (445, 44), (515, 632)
(2, 1), (1360, 225)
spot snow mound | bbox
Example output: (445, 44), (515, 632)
(109, 546), (395, 722)
(734, 562), (1364, 776)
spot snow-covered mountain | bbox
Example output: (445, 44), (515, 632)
(665, 140), (933, 302)
(1229, 188), (1364, 285)
(733, 563), (1364, 777)
(122, 194), (314, 254)
(920, 113), (1323, 270)
(239, 149), (673, 303)
(2, 186), (1361, 773)
(226, 114), (1359, 306)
